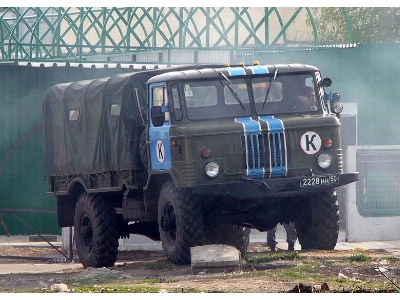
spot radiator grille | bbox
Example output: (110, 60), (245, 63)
(242, 132), (286, 177)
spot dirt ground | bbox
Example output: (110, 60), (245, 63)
(1, 244), (400, 293)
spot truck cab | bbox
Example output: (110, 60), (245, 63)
(144, 62), (358, 264)
(147, 63), (354, 195)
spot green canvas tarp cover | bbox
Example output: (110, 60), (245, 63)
(43, 71), (155, 176)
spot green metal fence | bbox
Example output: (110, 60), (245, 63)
(0, 7), (353, 63)
(0, 62), (146, 235)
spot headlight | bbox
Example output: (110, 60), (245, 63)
(317, 153), (332, 169)
(330, 99), (343, 114)
(204, 161), (219, 178)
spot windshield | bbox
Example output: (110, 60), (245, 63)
(184, 78), (251, 120)
(254, 73), (319, 115)
(177, 72), (320, 121)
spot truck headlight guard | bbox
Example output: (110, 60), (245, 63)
(317, 153), (332, 169)
(204, 161), (220, 178)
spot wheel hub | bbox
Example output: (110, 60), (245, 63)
(161, 214), (176, 232)
(80, 222), (93, 250)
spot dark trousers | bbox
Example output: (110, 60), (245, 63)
(267, 222), (297, 247)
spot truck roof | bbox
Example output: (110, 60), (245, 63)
(146, 63), (319, 84)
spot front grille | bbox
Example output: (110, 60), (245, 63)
(242, 132), (286, 178)
(245, 134), (260, 169)
(270, 132), (286, 168)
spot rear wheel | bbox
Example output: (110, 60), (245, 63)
(295, 189), (339, 250)
(74, 193), (119, 268)
(158, 181), (204, 265)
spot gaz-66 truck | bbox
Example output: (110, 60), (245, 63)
(43, 62), (359, 268)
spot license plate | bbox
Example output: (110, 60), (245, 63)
(300, 175), (339, 187)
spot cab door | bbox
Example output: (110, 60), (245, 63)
(148, 83), (172, 170)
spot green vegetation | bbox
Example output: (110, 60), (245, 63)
(69, 286), (163, 293)
(348, 253), (371, 262)
(309, 8), (400, 44)
(243, 251), (301, 266)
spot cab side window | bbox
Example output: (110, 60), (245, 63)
(153, 87), (164, 107)
(171, 84), (182, 121)
(152, 86), (170, 122)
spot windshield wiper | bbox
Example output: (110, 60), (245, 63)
(262, 67), (278, 110)
(219, 72), (245, 111)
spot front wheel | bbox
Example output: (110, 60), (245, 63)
(295, 189), (339, 250)
(158, 181), (204, 265)
(74, 193), (119, 268)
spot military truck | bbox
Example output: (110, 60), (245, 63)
(43, 62), (359, 268)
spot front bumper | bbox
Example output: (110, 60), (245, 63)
(192, 172), (359, 199)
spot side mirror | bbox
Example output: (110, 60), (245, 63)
(322, 78), (332, 87)
(151, 106), (165, 127)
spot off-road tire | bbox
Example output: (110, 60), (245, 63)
(158, 181), (204, 265)
(295, 189), (339, 250)
(74, 193), (119, 268)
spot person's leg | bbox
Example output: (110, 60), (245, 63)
(283, 222), (297, 251)
(266, 226), (278, 251)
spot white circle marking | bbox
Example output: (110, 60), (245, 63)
(300, 131), (321, 154)
(156, 140), (165, 162)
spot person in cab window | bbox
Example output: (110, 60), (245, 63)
(296, 86), (317, 110)
(153, 87), (170, 122)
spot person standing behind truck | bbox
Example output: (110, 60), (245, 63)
(265, 222), (297, 251)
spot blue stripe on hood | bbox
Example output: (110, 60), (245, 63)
(235, 117), (263, 178)
(226, 67), (246, 76)
(259, 116), (287, 177)
(259, 116), (283, 132)
(248, 65), (269, 75)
